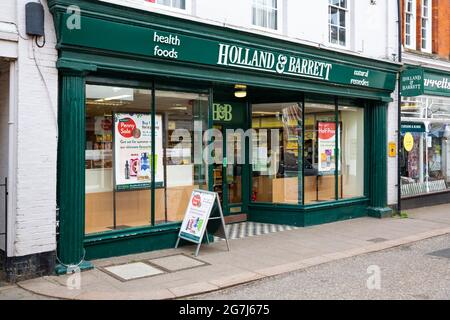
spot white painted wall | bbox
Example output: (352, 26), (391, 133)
(387, 85), (399, 206)
(103, 0), (399, 62)
(0, 0), (58, 257)
(0, 0), (17, 25)
(0, 61), (9, 252)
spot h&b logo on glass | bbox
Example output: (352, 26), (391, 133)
(213, 104), (233, 122)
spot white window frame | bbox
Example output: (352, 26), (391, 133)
(251, 0), (282, 33)
(404, 0), (417, 49)
(421, 0), (432, 53)
(328, 0), (350, 49)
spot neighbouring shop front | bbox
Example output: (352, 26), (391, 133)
(400, 67), (450, 209)
(48, 0), (399, 272)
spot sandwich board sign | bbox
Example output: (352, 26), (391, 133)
(175, 189), (230, 256)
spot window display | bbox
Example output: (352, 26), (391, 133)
(400, 96), (450, 197)
(85, 84), (208, 234)
(251, 102), (303, 204)
(85, 85), (152, 234)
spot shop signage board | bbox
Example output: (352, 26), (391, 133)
(317, 122), (340, 175)
(401, 68), (450, 97)
(401, 68), (424, 97)
(424, 71), (450, 97)
(176, 190), (230, 256)
(114, 113), (164, 191)
(403, 133), (415, 152)
(61, 15), (397, 91)
(212, 102), (246, 126)
(401, 122), (426, 133)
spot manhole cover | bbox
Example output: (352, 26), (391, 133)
(428, 248), (450, 259)
(148, 254), (207, 272)
(367, 238), (388, 243)
(102, 262), (165, 282)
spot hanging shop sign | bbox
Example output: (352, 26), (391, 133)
(60, 15), (396, 91)
(114, 113), (164, 191)
(401, 68), (450, 97)
(401, 122), (426, 133)
(401, 68), (424, 97)
(318, 122), (340, 175)
(403, 132), (415, 152)
(423, 71), (450, 97)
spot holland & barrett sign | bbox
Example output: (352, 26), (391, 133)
(401, 68), (424, 97)
(61, 15), (396, 91)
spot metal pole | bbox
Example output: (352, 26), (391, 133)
(4, 177), (7, 258)
(397, 0), (402, 215)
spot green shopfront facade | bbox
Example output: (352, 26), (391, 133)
(400, 67), (450, 209)
(49, 0), (399, 271)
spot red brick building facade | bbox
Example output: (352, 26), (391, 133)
(402, 0), (450, 60)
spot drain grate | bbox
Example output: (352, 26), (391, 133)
(367, 238), (388, 243)
(428, 248), (450, 259)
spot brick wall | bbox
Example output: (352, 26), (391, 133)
(402, 0), (449, 60)
(12, 0), (58, 258)
(432, 0), (450, 59)
(0, 0), (58, 273)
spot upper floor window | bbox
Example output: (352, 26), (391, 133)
(421, 0), (432, 52)
(147, 0), (186, 10)
(328, 0), (348, 47)
(404, 0), (416, 49)
(252, 0), (278, 31)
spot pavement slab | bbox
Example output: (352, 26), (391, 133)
(9, 204), (450, 300)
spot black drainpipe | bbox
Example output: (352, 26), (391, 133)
(397, 0), (402, 215)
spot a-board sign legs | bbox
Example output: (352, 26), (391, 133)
(216, 196), (230, 252)
(205, 232), (210, 244)
(175, 237), (180, 249)
(195, 242), (202, 257)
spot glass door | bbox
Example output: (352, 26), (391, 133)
(212, 124), (245, 216)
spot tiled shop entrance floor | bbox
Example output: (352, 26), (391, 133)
(216, 222), (299, 241)
(101, 262), (165, 282)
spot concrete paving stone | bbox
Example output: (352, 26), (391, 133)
(149, 254), (206, 272)
(76, 288), (175, 300)
(209, 272), (264, 288)
(256, 262), (309, 277)
(321, 252), (351, 261)
(298, 255), (334, 267)
(169, 282), (219, 298)
(103, 262), (165, 281)
(18, 279), (83, 300)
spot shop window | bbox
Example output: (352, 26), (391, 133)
(252, 0), (279, 31)
(404, 0), (416, 49)
(251, 102), (303, 204)
(328, 0), (348, 47)
(85, 85), (152, 234)
(154, 90), (209, 224)
(85, 84), (209, 234)
(338, 105), (364, 199)
(421, 0), (432, 52)
(401, 96), (450, 198)
(304, 100), (338, 204)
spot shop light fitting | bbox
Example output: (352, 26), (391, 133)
(96, 94), (133, 102)
(234, 84), (247, 98)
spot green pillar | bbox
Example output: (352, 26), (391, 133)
(56, 67), (95, 274)
(368, 102), (393, 218)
